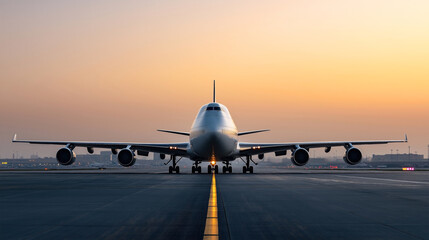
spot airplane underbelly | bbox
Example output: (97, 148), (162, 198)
(190, 133), (237, 160)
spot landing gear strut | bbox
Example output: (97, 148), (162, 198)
(192, 161), (202, 174)
(166, 155), (181, 174)
(222, 161), (232, 173)
(242, 156), (255, 173)
(207, 164), (219, 174)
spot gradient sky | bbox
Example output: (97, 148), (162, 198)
(1, 0), (428, 158)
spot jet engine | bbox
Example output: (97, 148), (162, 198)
(117, 148), (136, 167)
(56, 147), (76, 165)
(343, 147), (362, 165)
(291, 148), (309, 166)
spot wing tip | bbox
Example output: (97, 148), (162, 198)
(405, 134), (408, 142)
(12, 133), (17, 142)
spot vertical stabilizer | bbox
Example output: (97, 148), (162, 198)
(213, 80), (216, 102)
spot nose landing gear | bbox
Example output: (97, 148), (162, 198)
(207, 164), (219, 174)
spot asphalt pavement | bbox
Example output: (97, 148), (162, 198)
(0, 168), (428, 240)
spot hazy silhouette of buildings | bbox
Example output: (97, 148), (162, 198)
(371, 153), (424, 162)
(1, 152), (428, 169)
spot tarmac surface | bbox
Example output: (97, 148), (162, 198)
(1, 167), (428, 240)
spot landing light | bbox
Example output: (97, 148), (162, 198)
(211, 160), (216, 165)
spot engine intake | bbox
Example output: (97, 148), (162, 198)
(344, 147), (362, 165)
(56, 147), (76, 165)
(118, 148), (136, 167)
(291, 148), (309, 166)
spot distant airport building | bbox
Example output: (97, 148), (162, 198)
(2, 152), (428, 169)
(369, 153), (428, 168)
(371, 153), (424, 162)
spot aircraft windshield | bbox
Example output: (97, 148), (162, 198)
(206, 106), (221, 111)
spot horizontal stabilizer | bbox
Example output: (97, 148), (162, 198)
(238, 129), (270, 136)
(157, 129), (190, 136)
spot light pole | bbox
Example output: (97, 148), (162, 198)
(396, 149), (399, 161)
(409, 146), (411, 161)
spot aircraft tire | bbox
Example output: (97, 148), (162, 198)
(228, 166), (232, 173)
(207, 165), (212, 174)
(176, 166), (180, 173)
(192, 166), (195, 173)
(242, 166), (246, 173)
(198, 166), (202, 173)
(214, 165), (219, 174)
(249, 166), (253, 174)
(169, 166), (173, 174)
(222, 166), (226, 173)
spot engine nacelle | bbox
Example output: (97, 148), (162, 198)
(344, 147), (362, 165)
(291, 148), (309, 166)
(56, 147), (76, 165)
(118, 148), (136, 167)
(258, 154), (264, 160)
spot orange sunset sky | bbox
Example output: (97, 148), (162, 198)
(0, 0), (428, 158)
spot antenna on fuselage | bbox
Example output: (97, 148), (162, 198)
(213, 80), (216, 102)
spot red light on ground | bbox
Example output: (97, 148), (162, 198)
(44, 168), (48, 171)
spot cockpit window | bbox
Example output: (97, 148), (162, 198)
(207, 106), (221, 111)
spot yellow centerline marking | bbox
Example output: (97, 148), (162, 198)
(203, 173), (218, 240)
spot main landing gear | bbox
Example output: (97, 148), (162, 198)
(207, 164), (219, 174)
(169, 165), (179, 174)
(166, 155), (181, 174)
(242, 156), (255, 174)
(222, 161), (232, 173)
(243, 165), (253, 173)
(192, 161), (202, 173)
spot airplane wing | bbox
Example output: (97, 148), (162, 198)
(12, 134), (189, 156)
(238, 135), (407, 156)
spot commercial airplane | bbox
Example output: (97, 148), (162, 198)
(13, 81), (407, 174)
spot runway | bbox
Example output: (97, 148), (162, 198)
(1, 168), (428, 240)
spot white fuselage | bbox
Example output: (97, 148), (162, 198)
(188, 103), (239, 162)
